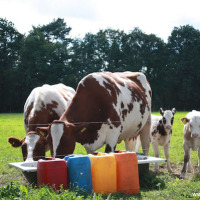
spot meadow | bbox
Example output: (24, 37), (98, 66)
(1, 112), (200, 199)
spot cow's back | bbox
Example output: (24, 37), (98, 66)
(24, 84), (75, 133)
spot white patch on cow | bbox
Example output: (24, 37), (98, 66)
(25, 134), (40, 162)
(83, 121), (121, 153)
(162, 111), (174, 129)
(137, 73), (151, 101)
(51, 123), (64, 157)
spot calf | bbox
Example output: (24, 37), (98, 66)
(180, 110), (200, 178)
(150, 108), (176, 172)
(8, 84), (75, 161)
(37, 71), (152, 158)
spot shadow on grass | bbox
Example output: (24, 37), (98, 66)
(139, 171), (167, 191)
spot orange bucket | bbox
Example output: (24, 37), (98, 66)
(113, 152), (139, 194)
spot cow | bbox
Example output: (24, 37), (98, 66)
(37, 71), (152, 158)
(180, 110), (200, 178)
(8, 84), (75, 162)
(150, 108), (176, 173)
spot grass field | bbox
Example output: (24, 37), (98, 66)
(1, 112), (200, 199)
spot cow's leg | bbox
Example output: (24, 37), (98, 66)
(152, 142), (160, 173)
(163, 142), (172, 173)
(198, 147), (200, 172)
(135, 136), (141, 152)
(140, 114), (151, 155)
(187, 153), (192, 173)
(124, 138), (137, 152)
(180, 143), (190, 178)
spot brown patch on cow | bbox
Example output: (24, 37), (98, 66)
(122, 109), (128, 121)
(128, 103), (133, 112)
(121, 102), (124, 109)
(21, 143), (28, 161)
(24, 102), (34, 126)
(152, 123), (167, 136)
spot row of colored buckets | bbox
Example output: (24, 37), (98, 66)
(37, 151), (140, 195)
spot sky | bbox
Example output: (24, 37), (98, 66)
(1, 0), (200, 42)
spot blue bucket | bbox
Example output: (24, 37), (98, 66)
(65, 155), (92, 193)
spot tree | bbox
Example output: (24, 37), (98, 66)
(18, 18), (73, 102)
(167, 25), (200, 110)
(0, 18), (23, 112)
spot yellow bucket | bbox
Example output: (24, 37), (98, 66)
(89, 154), (117, 195)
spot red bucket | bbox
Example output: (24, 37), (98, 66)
(37, 159), (68, 190)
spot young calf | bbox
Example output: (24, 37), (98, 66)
(180, 110), (200, 178)
(150, 108), (176, 172)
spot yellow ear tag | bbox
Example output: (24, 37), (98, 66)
(81, 127), (86, 133)
(40, 131), (45, 136)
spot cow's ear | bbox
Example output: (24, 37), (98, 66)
(181, 117), (189, 124)
(36, 127), (49, 137)
(8, 137), (23, 147)
(172, 108), (176, 115)
(160, 108), (164, 116)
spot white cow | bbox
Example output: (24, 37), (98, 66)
(180, 110), (200, 178)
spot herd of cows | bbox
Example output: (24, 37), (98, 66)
(7, 71), (200, 179)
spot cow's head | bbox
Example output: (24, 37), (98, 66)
(37, 120), (76, 158)
(8, 131), (48, 162)
(181, 115), (200, 138)
(159, 108), (176, 130)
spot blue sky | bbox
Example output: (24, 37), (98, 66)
(1, 0), (200, 42)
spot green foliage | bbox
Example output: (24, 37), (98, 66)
(0, 181), (21, 199)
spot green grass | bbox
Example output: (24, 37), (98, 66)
(1, 112), (200, 199)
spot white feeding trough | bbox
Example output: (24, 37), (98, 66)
(9, 161), (38, 185)
(9, 153), (166, 185)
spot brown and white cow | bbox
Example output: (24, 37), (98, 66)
(150, 108), (176, 172)
(180, 110), (200, 178)
(8, 84), (75, 162)
(37, 72), (152, 158)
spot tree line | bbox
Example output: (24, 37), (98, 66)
(1, 17), (200, 112)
